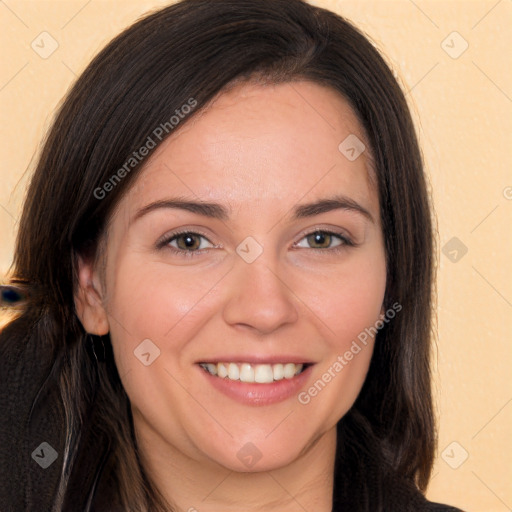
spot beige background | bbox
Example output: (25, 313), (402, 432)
(1, 1), (511, 510)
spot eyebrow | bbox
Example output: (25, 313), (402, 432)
(131, 194), (374, 225)
(132, 198), (230, 224)
(292, 195), (374, 223)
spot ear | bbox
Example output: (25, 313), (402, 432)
(74, 254), (109, 335)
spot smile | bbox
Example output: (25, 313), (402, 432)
(199, 362), (306, 384)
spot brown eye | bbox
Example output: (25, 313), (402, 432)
(168, 232), (213, 251)
(294, 230), (352, 251)
(306, 231), (333, 249)
(175, 234), (201, 250)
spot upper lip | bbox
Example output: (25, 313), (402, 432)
(197, 355), (315, 365)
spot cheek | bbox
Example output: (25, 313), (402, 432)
(103, 252), (228, 375)
(293, 249), (386, 415)
(330, 266), (386, 344)
(296, 306), (383, 426)
(299, 251), (387, 347)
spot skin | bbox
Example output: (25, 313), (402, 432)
(75, 81), (387, 512)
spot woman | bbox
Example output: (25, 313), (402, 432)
(0, 0), (463, 510)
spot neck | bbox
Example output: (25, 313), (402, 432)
(135, 418), (336, 512)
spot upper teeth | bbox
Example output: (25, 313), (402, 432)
(200, 362), (304, 383)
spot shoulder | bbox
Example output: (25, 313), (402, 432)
(421, 501), (465, 512)
(388, 482), (465, 512)
(0, 314), (64, 512)
(379, 471), (465, 512)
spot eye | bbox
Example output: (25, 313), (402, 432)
(295, 230), (352, 250)
(164, 232), (215, 252)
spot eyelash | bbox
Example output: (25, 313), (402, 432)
(156, 229), (217, 258)
(156, 228), (355, 258)
(294, 229), (355, 253)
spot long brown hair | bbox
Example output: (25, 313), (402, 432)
(1, 0), (435, 510)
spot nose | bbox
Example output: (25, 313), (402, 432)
(222, 256), (299, 335)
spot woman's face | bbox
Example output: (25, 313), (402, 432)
(86, 81), (386, 472)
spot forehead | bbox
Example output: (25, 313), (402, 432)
(121, 80), (377, 221)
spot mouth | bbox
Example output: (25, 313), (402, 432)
(198, 362), (309, 384)
(197, 358), (314, 406)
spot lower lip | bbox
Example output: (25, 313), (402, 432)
(198, 365), (313, 406)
